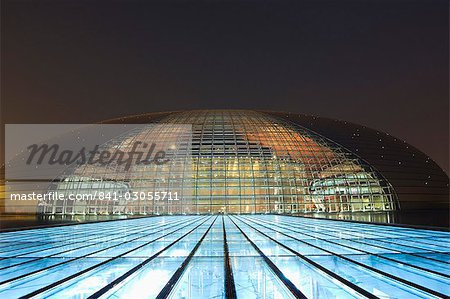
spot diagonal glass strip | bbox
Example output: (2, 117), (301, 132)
(0, 215), (448, 299)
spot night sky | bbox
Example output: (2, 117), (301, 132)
(1, 0), (448, 173)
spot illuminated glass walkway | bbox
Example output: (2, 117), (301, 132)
(0, 215), (449, 298)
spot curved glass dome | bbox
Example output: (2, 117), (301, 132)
(39, 110), (397, 215)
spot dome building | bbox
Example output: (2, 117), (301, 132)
(38, 110), (448, 215)
(5, 110), (448, 299)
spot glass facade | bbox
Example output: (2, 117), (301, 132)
(0, 215), (448, 298)
(39, 110), (396, 215)
(271, 112), (449, 210)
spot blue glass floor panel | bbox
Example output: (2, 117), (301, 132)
(0, 215), (449, 298)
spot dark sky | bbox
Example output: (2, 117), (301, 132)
(1, 0), (448, 173)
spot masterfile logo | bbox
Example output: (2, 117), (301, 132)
(4, 124), (192, 213)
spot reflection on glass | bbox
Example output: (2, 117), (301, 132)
(0, 215), (448, 298)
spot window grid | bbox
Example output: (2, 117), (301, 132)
(39, 110), (397, 215)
